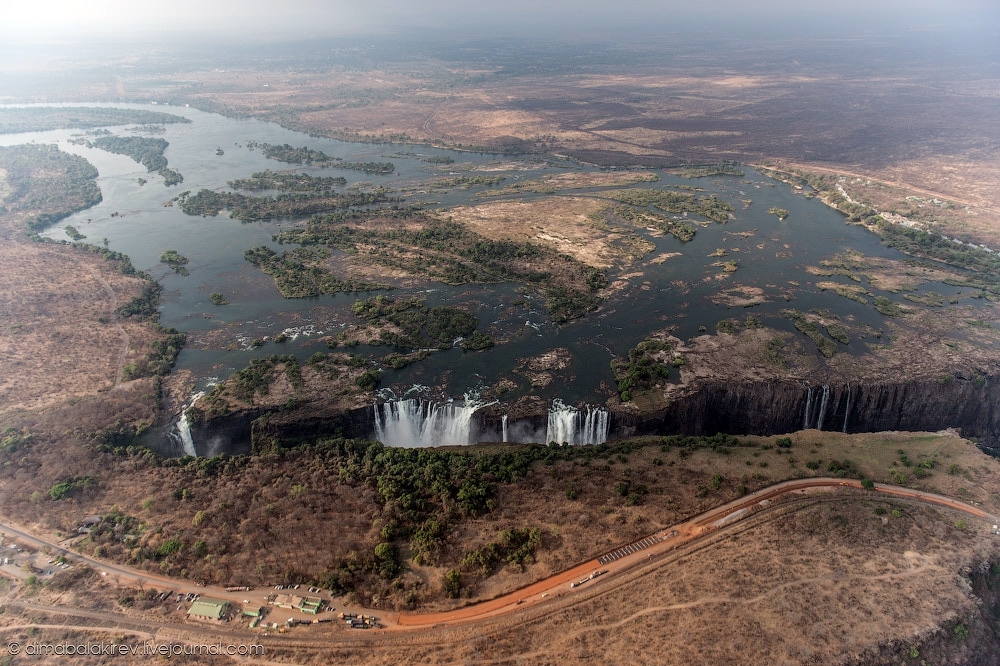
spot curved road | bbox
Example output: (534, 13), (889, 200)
(392, 478), (1000, 628)
(0, 478), (996, 632)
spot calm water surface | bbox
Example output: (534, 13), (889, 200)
(0, 104), (974, 415)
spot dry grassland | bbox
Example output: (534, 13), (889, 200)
(0, 243), (155, 413)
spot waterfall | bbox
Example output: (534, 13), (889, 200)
(373, 395), (493, 448)
(842, 383), (851, 433)
(816, 384), (830, 431)
(169, 390), (206, 457)
(373, 397), (609, 447)
(546, 398), (609, 445)
(176, 411), (197, 457)
(580, 407), (609, 445)
(802, 387), (813, 430)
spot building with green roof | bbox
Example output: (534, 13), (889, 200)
(187, 597), (229, 621)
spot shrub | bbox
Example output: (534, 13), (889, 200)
(444, 569), (462, 598)
(156, 539), (183, 559)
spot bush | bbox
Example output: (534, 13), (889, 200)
(156, 539), (183, 559)
(444, 569), (462, 598)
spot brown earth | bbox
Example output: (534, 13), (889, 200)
(0, 242), (156, 414)
(442, 196), (643, 269)
(2, 485), (998, 666)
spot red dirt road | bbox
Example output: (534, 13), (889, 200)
(0, 478), (994, 632)
(392, 478), (999, 629)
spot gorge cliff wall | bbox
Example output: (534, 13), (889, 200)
(188, 375), (1000, 454)
(620, 376), (1000, 446)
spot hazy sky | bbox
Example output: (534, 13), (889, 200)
(3, 0), (998, 42)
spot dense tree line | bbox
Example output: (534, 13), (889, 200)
(431, 174), (506, 188)
(78, 244), (142, 277)
(339, 161), (395, 175)
(116, 282), (163, 320)
(128, 330), (186, 379)
(675, 163), (745, 178)
(878, 220), (1000, 281)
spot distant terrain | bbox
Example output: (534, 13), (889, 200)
(20, 36), (987, 250)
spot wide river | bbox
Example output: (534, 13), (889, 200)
(0, 103), (977, 450)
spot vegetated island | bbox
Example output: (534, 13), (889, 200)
(275, 209), (606, 323)
(243, 245), (390, 298)
(159, 249), (190, 276)
(253, 142), (395, 174)
(0, 144), (102, 233)
(604, 188), (734, 224)
(0, 107), (191, 134)
(82, 135), (184, 186)
(228, 170), (347, 191)
(768, 206), (789, 220)
(174, 185), (394, 221)
(672, 163), (745, 178)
